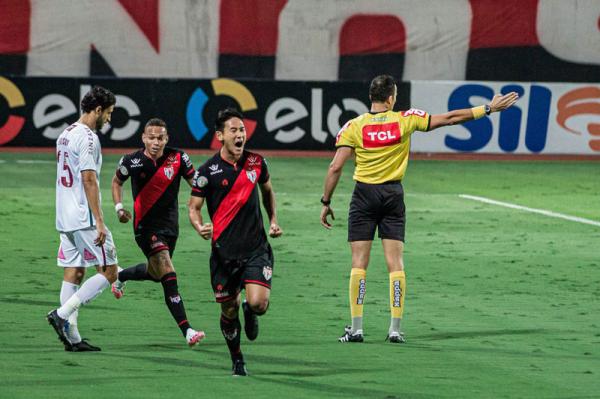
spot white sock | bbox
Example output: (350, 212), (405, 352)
(60, 281), (82, 343)
(57, 274), (109, 319)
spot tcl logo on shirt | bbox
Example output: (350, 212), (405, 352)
(362, 122), (401, 148)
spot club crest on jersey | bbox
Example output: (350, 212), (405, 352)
(246, 169), (257, 183)
(119, 165), (129, 176)
(196, 175), (208, 188)
(164, 166), (174, 180)
(262, 266), (272, 281)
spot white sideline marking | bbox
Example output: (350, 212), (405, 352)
(16, 160), (55, 164)
(460, 194), (600, 227)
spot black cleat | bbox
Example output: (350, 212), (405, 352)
(232, 359), (248, 376)
(386, 332), (406, 344)
(242, 301), (259, 341)
(65, 339), (102, 352)
(47, 310), (71, 347)
(339, 325), (364, 343)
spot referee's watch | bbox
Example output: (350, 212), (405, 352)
(320, 196), (331, 206)
(484, 104), (491, 115)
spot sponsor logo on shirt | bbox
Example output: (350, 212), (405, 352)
(182, 153), (192, 168)
(209, 163), (223, 175)
(361, 122), (402, 148)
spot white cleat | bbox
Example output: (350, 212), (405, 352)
(111, 280), (126, 299)
(186, 328), (205, 347)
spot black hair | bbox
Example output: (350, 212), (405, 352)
(80, 86), (116, 113)
(369, 75), (396, 102)
(145, 118), (167, 130)
(215, 108), (243, 132)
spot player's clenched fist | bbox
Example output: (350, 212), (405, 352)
(117, 209), (132, 223)
(199, 223), (213, 240)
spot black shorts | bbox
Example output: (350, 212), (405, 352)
(348, 181), (406, 242)
(134, 231), (177, 258)
(209, 243), (274, 303)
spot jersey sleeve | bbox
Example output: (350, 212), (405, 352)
(400, 109), (431, 134)
(191, 165), (210, 197)
(78, 132), (98, 172)
(180, 151), (195, 178)
(259, 157), (270, 184)
(335, 120), (357, 148)
(115, 155), (130, 181)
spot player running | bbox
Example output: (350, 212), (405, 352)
(188, 108), (283, 376)
(47, 86), (120, 351)
(110, 118), (205, 347)
(320, 75), (519, 344)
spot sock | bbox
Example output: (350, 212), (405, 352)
(160, 272), (191, 336)
(57, 274), (109, 319)
(349, 268), (366, 334)
(220, 314), (242, 361)
(119, 263), (158, 282)
(389, 270), (406, 334)
(60, 281), (82, 343)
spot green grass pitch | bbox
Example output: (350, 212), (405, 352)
(0, 151), (599, 398)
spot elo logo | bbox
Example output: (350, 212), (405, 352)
(186, 78), (257, 149)
(0, 77), (26, 145)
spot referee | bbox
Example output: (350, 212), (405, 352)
(320, 75), (518, 343)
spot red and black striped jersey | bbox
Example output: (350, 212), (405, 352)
(191, 150), (270, 260)
(115, 147), (195, 236)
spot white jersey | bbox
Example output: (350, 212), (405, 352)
(55, 122), (103, 232)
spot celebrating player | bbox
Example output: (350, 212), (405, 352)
(188, 108), (283, 376)
(47, 86), (120, 351)
(110, 118), (205, 347)
(320, 75), (519, 343)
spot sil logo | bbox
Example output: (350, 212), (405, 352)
(0, 77), (26, 145)
(186, 78), (258, 150)
(556, 87), (600, 152)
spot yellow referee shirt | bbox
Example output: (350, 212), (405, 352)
(335, 109), (430, 184)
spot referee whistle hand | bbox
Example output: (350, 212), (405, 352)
(117, 209), (132, 223)
(269, 223), (283, 238)
(199, 223), (213, 240)
(320, 205), (335, 229)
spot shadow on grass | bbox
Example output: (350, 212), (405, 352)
(0, 297), (116, 311)
(417, 328), (545, 341)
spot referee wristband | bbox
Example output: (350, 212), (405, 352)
(471, 105), (486, 120)
(115, 203), (124, 213)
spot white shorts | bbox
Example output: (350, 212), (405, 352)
(57, 227), (118, 268)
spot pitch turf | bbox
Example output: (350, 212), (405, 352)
(0, 151), (599, 398)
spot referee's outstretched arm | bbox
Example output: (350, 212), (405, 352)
(427, 91), (519, 131)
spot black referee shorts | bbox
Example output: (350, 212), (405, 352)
(348, 181), (406, 242)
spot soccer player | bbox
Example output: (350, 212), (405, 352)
(110, 118), (205, 347)
(47, 86), (120, 351)
(320, 75), (519, 343)
(188, 108), (282, 376)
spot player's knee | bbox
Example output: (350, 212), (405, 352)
(250, 298), (269, 315)
(102, 266), (119, 284)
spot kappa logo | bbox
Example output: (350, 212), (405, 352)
(130, 158), (143, 168)
(246, 169), (257, 183)
(164, 166), (174, 180)
(262, 266), (273, 281)
(209, 163), (223, 175)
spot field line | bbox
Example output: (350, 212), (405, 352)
(459, 194), (600, 227)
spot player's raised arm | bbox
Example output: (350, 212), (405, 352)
(259, 179), (282, 238)
(427, 92), (519, 131)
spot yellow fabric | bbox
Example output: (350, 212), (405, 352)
(349, 268), (367, 318)
(471, 105), (486, 120)
(389, 270), (406, 318)
(335, 109), (430, 184)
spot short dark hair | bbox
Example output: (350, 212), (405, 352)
(369, 75), (396, 102)
(145, 118), (167, 130)
(215, 108), (243, 132)
(80, 86), (116, 113)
